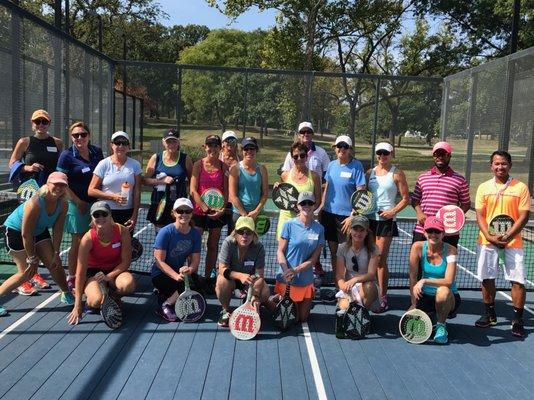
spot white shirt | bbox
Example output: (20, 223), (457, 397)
(93, 156), (142, 209)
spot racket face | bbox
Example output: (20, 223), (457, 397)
(155, 198), (166, 221)
(175, 290), (206, 322)
(100, 296), (123, 329)
(344, 302), (371, 339)
(201, 188), (225, 209)
(131, 237), (143, 262)
(274, 298), (298, 331)
(17, 179), (39, 202)
(488, 214), (515, 236)
(350, 190), (374, 214)
(436, 205), (465, 234)
(272, 183), (299, 211)
(255, 215), (270, 236)
(229, 304), (261, 340)
(399, 309), (433, 344)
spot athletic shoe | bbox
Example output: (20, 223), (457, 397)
(234, 289), (247, 299)
(433, 323), (448, 344)
(511, 319), (525, 338)
(60, 291), (75, 305)
(16, 281), (37, 296)
(375, 296), (389, 313)
(322, 289), (337, 303)
(0, 306), (7, 317)
(31, 272), (50, 289)
(67, 276), (76, 292)
(156, 304), (178, 322)
(475, 313), (497, 328)
(218, 310), (231, 327)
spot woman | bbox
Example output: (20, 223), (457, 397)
(1, 172), (72, 315)
(276, 191), (325, 322)
(88, 131), (142, 232)
(8, 109), (63, 293)
(409, 216), (460, 344)
(144, 128), (193, 231)
(275, 142), (321, 239)
(335, 215), (379, 315)
(57, 122), (104, 291)
(67, 202), (136, 325)
(152, 198), (202, 322)
(365, 142), (409, 313)
(229, 137), (269, 225)
(220, 130), (241, 234)
(190, 135), (228, 281)
(215, 216), (275, 327)
(320, 135), (366, 277)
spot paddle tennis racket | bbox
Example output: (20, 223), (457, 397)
(201, 187), (225, 211)
(155, 185), (169, 222)
(350, 190), (374, 215)
(98, 281), (123, 330)
(272, 183), (299, 211)
(17, 179), (39, 202)
(343, 301), (371, 339)
(399, 308), (432, 344)
(273, 281), (298, 332)
(131, 237), (143, 262)
(229, 280), (261, 340)
(174, 274), (206, 322)
(255, 214), (270, 236)
(436, 205), (465, 234)
(488, 214), (515, 264)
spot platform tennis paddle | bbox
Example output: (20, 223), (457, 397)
(272, 183), (299, 211)
(488, 214), (515, 263)
(229, 280), (261, 340)
(350, 190), (374, 215)
(436, 205), (465, 234)
(131, 237), (143, 262)
(155, 186), (168, 222)
(98, 280), (123, 330)
(17, 179), (39, 202)
(399, 308), (432, 344)
(201, 187), (225, 211)
(273, 281), (298, 332)
(255, 214), (270, 236)
(343, 301), (371, 339)
(174, 274), (206, 322)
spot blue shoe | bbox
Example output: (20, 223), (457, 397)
(60, 291), (75, 305)
(0, 306), (7, 316)
(434, 323), (448, 344)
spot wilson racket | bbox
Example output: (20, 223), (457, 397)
(255, 214), (270, 236)
(230, 281), (261, 340)
(272, 183), (299, 211)
(131, 237), (143, 262)
(201, 187), (225, 210)
(98, 281), (123, 330)
(174, 274), (206, 322)
(17, 179), (39, 202)
(436, 205), (465, 234)
(350, 190), (374, 215)
(399, 308), (432, 344)
(343, 301), (371, 339)
(273, 281), (298, 332)
(488, 214), (515, 264)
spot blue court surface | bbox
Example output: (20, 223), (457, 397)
(0, 273), (533, 400)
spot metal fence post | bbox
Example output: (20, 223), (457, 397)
(10, 9), (22, 143)
(176, 65), (182, 135)
(500, 57), (515, 152)
(242, 71), (248, 138)
(371, 77), (381, 168)
(83, 52), (90, 124)
(439, 80), (450, 140)
(464, 72), (478, 185)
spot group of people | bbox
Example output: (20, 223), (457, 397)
(2, 109), (530, 343)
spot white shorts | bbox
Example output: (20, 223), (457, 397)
(335, 281), (379, 307)
(476, 245), (525, 285)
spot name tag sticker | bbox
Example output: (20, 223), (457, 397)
(46, 146), (57, 153)
(112, 242), (121, 249)
(244, 261), (255, 267)
(81, 167), (91, 173)
(340, 171), (351, 178)
(308, 233), (319, 241)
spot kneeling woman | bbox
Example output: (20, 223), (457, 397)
(215, 216), (274, 327)
(276, 191), (325, 322)
(152, 198), (202, 322)
(335, 215), (379, 312)
(68, 202), (136, 325)
(409, 216), (460, 344)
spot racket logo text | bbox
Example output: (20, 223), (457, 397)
(234, 314), (255, 332)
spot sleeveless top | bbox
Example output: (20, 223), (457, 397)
(193, 159), (224, 216)
(276, 169), (314, 239)
(87, 223), (123, 270)
(367, 166), (397, 221)
(22, 136), (59, 185)
(150, 151), (188, 204)
(420, 242), (458, 295)
(5, 196), (61, 235)
(232, 161), (262, 214)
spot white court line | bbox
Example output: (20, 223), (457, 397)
(301, 322), (328, 400)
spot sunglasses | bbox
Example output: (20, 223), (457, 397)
(376, 150), (391, 156)
(351, 256), (359, 272)
(236, 229), (253, 236)
(425, 229), (442, 234)
(243, 146), (257, 152)
(175, 209), (192, 214)
(299, 200), (315, 207)
(92, 211), (108, 218)
(206, 143), (220, 148)
(299, 130), (313, 135)
(336, 144), (349, 149)
(33, 119), (49, 126)
(72, 132), (89, 139)
(113, 140), (129, 147)
(292, 153), (307, 160)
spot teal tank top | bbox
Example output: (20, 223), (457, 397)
(421, 241), (458, 295)
(232, 161), (262, 214)
(367, 166), (397, 220)
(4, 196), (62, 235)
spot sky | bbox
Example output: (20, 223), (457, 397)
(157, 0), (278, 31)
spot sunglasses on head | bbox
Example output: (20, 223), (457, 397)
(33, 119), (49, 126)
(113, 140), (129, 146)
(376, 150), (391, 156)
(175, 208), (192, 214)
(336, 143), (349, 149)
(299, 200), (314, 207)
(92, 211), (108, 218)
(292, 153), (307, 160)
(425, 228), (442, 234)
(351, 255), (359, 272)
(72, 132), (89, 139)
(236, 229), (253, 236)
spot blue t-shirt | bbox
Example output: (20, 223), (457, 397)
(57, 145), (104, 203)
(276, 218), (325, 286)
(4, 196), (62, 235)
(151, 224), (202, 278)
(324, 159), (365, 216)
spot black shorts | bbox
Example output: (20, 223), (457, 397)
(5, 227), (51, 252)
(86, 268), (112, 278)
(412, 231), (459, 248)
(111, 208), (134, 226)
(152, 272), (202, 298)
(146, 201), (174, 227)
(417, 292), (461, 319)
(369, 219), (399, 237)
(192, 213), (226, 230)
(319, 210), (348, 243)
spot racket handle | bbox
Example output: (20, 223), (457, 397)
(184, 274), (190, 290)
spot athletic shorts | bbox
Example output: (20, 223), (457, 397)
(111, 208), (134, 226)
(335, 281), (379, 308)
(86, 267), (113, 278)
(417, 292), (461, 319)
(319, 210), (348, 243)
(5, 227), (51, 252)
(274, 281), (314, 302)
(192, 213), (226, 230)
(64, 200), (92, 234)
(369, 219), (399, 237)
(412, 231), (459, 248)
(152, 272), (202, 298)
(477, 244), (525, 285)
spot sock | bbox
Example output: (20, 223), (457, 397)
(513, 307), (523, 321)
(485, 302), (495, 315)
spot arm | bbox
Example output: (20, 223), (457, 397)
(218, 262), (254, 285)
(50, 200), (68, 266)
(418, 245), (457, 289)
(68, 232), (92, 325)
(88, 174), (122, 204)
(408, 242), (423, 308)
(411, 178), (426, 226)
(311, 171), (322, 212)
(229, 165), (247, 216)
(248, 165), (269, 218)
(154, 249), (184, 282)
(105, 225), (132, 281)
(125, 173), (142, 231)
(9, 137), (43, 173)
(185, 155), (193, 181)
(475, 207), (507, 248)
(458, 178), (471, 213)
(143, 154), (160, 186)
(21, 199), (40, 259)
(276, 237), (292, 281)
(53, 137), (64, 152)
(380, 168), (410, 220)
(294, 245), (323, 275)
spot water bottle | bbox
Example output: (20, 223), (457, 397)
(155, 172), (167, 192)
(121, 182), (130, 206)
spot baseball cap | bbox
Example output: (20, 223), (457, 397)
(47, 171), (68, 185)
(297, 191), (315, 204)
(298, 122), (314, 133)
(163, 128), (179, 141)
(90, 201), (111, 215)
(222, 131), (238, 141)
(432, 141), (452, 154)
(375, 142), (394, 153)
(31, 109), (51, 122)
(242, 137), (258, 149)
(350, 215), (369, 230)
(111, 131), (130, 142)
(205, 135), (222, 146)
(424, 216), (445, 232)
(173, 198), (193, 210)
(235, 216), (256, 233)
(334, 135), (353, 147)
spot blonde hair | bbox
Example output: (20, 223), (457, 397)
(38, 182), (70, 202)
(69, 121), (90, 135)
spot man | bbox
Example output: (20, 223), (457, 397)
(411, 141), (470, 248)
(474, 150), (530, 337)
(281, 121), (330, 179)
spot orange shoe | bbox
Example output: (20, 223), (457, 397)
(31, 273), (50, 289)
(16, 281), (37, 296)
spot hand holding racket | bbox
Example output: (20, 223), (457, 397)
(399, 309), (432, 344)
(436, 205), (465, 234)
(350, 190), (374, 215)
(17, 179), (40, 202)
(272, 182), (299, 211)
(273, 280), (298, 332)
(230, 276), (261, 340)
(174, 274), (206, 322)
(488, 214), (515, 248)
(98, 280), (123, 330)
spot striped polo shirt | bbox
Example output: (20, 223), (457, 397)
(411, 166), (470, 234)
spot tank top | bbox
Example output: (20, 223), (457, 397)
(87, 223), (123, 270)
(367, 165), (397, 221)
(420, 241), (458, 295)
(193, 159), (224, 216)
(22, 136), (59, 185)
(4, 196), (61, 235)
(232, 161), (262, 214)
(151, 151), (188, 203)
